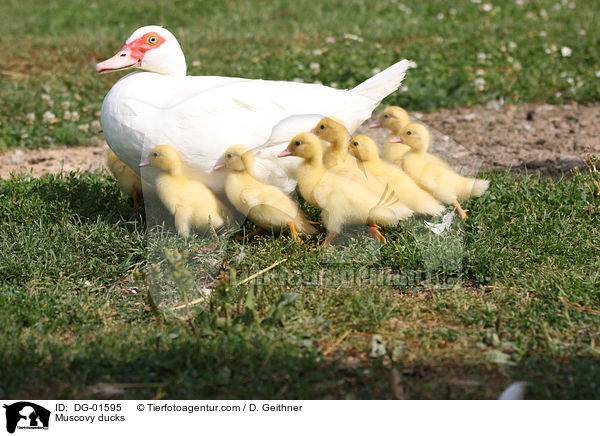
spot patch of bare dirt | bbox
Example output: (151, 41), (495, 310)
(418, 102), (600, 176)
(1, 103), (598, 179)
(0, 144), (105, 178)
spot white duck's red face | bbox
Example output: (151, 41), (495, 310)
(96, 32), (166, 74)
(96, 26), (187, 76)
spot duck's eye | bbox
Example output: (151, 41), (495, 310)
(148, 35), (158, 44)
(226, 153), (232, 159)
(383, 114), (390, 119)
(294, 141), (301, 146)
(319, 125), (325, 130)
(353, 141), (359, 146)
(152, 152), (159, 157)
(406, 131), (412, 135)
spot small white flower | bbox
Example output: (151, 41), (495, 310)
(476, 69), (485, 76)
(25, 113), (36, 124)
(482, 3), (493, 11)
(371, 67), (381, 74)
(474, 77), (487, 90)
(526, 11), (536, 19)
(560, 71), (567, 77)
(329, 82), (338, 88)
(78, 124), (89, 133)
(437, 12), (444, 19)
(397, 3), (411, 13)
(471, 0), (482, 4)
(555, 91), (562, 97)
(400, 85), (409, 92)
(325, 36), (336, 43)
(61, 101), (70, 109)
(539, 31), (547, 37)
(449, 8), (457, 15)
(21, 133), (29, 139)
(293, 78), (304, 83)
(507, 56), (514, 63)
(63, 110), (72, 121)
(41, 94), (54, 106)
(343, 33), (362, 41)
(513, 61), (522, 70)
(508, 41), (517, 50)
(566, 77), (574, 84)
(477, 52), (487, 62)
(579, 29), (586, 35)
(191, 60), (201, 67)
(407, 61), (418, 69)
(552, 3), (561, 10)
(44, 135), (53, 142)
(91, 120), (102, 131)
(42, 111), (57, 123)
(595, 70), (600, 78)
(309, 62), (320, 73)
(561, 46), (572, 57)
(515, 0), (524, 5)
(568, 2), (575, 8)
(539, 9), (548, 18)
(312, 48), (324, 56)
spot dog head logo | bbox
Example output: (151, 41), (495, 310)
(3, 402), (50, 434)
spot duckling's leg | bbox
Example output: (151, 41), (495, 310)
(287, 222), (303, 245)
(174, 210), (192, 237)
(236, 227), (265, 241)
(452, 200), (469, 219)
(132, 191), (140, 212)
(320, 232), (337, 248)
(368, 223), (387, 244)
(307, 220), (320, 225)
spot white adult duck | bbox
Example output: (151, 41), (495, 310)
(96, 25), (409, 193)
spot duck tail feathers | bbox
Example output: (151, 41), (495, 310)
(350, 60), (410, 102)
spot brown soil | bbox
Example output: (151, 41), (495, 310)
(1, 103), (599, 179)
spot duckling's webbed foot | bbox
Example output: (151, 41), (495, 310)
(452, 200), (469, 219)
(368, 223), (387, 244)
(287, 222), (303, 245)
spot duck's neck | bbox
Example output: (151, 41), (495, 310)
(329, 131), (350, 152)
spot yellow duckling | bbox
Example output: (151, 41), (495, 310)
(213, 144), (316, 243)
(278, 133), (412, 247)
(139, 145), (231, 236)
(370, 106), (449, 169)
(105, 149), (151, 211)
(348, 134), (445, 216)
(399, 123), (489, 219)
(311, 116), (393, 200)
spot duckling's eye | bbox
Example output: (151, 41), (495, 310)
(294, 141), (301, 146)
(383, 114), (390, 119)
(319, 125), (325, 130)
(152, 152), (159, 157)
(406, 131), (412, 135)
(148, 35), (158, 44)
(226, 153), (232, 159)
(353, 141), (359, 146)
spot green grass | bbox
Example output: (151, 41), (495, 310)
(1, 169), (599, 399)
(1, 0), (600, 150)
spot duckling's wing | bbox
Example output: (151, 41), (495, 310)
(239, 183), (299, 218)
